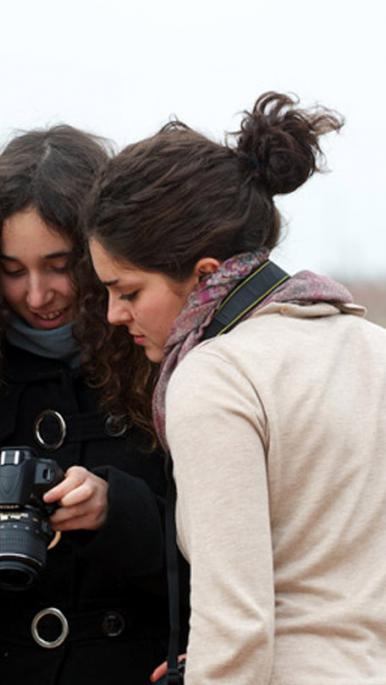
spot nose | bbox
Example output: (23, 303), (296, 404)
(107, 294), (133, 326)
(26, 276), (54, 309)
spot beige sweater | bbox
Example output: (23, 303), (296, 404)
(165, 302), (386, 685)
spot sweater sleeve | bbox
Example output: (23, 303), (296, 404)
(165, 347), (275, 685)
(71, 465), (165, 579)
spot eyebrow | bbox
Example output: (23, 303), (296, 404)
(101, 278), (119, 286)
(0, 250), (72, 261)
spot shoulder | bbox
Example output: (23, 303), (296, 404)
(166, 306), (386, 422)
(168, 305), (353, 384)
(165, 325), (267, 445)
(166, 345), (249, 419)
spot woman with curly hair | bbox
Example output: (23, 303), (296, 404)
(85, 92), (386, 684)
(0, 125), (172, 684)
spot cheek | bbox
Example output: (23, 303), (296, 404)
(0, 279), (24, 307)
(133, 302), (165, 337)
(151, 297), (185, 339)
(132, 291), (186, 343)
(58, 275), (76, 302)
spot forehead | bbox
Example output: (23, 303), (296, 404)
(1, 208), (72, 256)
(89, 239), (141, 284)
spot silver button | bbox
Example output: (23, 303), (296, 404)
(31, 607), (69, 649)
(34, 410), (67, 450)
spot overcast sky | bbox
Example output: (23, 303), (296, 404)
(1, 0), (385, 280)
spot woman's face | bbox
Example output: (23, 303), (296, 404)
(89, 239), (198, 363)
(0, 207), (76, 330)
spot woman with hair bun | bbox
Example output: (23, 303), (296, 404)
(85, 93), (386, 683)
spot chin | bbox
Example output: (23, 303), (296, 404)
(145, 347), (165, 364)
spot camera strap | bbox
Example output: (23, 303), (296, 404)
(164, 260), (290, 683)
(202, 259), (290, 339)
(164, 458), (185, 684)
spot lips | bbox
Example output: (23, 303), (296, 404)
(133, 335), (146, 345)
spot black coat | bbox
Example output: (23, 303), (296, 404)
(0, 341), (172, 685)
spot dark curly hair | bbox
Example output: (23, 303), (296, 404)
(74, 251), (158, 438)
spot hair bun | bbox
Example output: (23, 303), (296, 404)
(235, 92), (344, 196)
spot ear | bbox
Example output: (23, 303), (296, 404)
(193, 257), (221, 282)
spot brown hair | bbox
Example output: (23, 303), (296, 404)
(85, 92), (343, 279)
(0, 125), (109, 244)
(0, 124), (109, 337)
(75, 254), (158, 438)
(81, 92), (343, 427)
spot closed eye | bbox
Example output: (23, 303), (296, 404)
(41, 252), (72, 273)
(120, 291), (139, 302)
(0, 264), (25, 277)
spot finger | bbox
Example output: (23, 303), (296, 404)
(50, 503), (87, 525)
(150, 656), (186, 683)
(50, 495), (102, 524)
(60, 481), (95, 507)
(150, 661), (167, 682)
(51, 511), (106, 531)
(52, 516), (93, 532)
(43, 466), (87, 503)
(50, 489), (107, 526)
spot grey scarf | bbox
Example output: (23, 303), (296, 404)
(6, 314), (81, 369)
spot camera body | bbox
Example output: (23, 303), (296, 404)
(0, 446), (64, 590)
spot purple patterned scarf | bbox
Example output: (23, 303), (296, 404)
(152, 249), (353, 448)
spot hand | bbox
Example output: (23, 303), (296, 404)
(150, 655), (186, 683)
(43, 466), (108, 532)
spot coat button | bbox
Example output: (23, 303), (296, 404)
(104, 414), (128, 437)
(34, 410), (67, 449)
(102, 611), (125, 637)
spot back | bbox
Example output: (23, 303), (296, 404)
(166, 303), (386, 684)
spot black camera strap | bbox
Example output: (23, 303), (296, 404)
(164, 458), (184, 684)
(202, 259), (290, 339)
(164, 260), (290, 683)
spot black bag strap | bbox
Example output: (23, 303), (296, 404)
(164, 260), (290, 683)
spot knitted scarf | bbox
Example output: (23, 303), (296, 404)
(152, 250), (354, 448)
(6, 313), (81, 369)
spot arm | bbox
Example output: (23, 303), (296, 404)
(45, 464), (165, 577)
(166, 348), (274, 685)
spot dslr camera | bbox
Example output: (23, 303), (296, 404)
(0, 446), (64, 591)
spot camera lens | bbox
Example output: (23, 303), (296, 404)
(0, 507), (53, 591)
(0, 447), (64, 590)
(0, 562), (37, 590)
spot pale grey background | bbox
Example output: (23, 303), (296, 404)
(1, 0), (384, 279)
